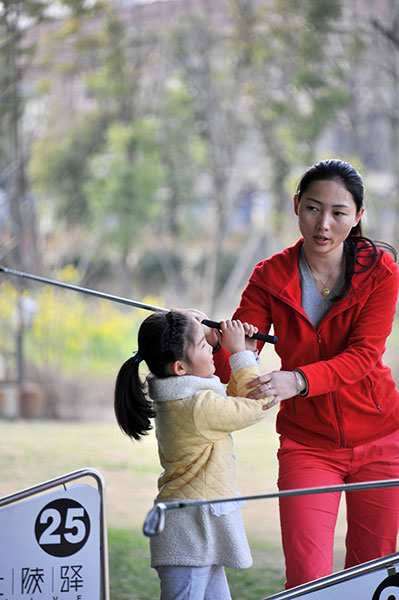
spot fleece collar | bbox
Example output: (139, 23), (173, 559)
(147, 373), (226, 403)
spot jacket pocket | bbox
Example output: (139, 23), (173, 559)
(366, 375), (382, 412)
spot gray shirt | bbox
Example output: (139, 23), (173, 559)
(298, 246), (345, 329)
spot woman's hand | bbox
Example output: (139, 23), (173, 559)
(172, 308), (219, 348)
(247, 370), (303, 409)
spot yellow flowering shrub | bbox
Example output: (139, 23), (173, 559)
(0, 268), (165, 376)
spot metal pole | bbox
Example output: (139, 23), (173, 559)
(143, 478), (399, 536)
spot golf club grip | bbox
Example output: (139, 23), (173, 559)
(201, 319), (277, 344)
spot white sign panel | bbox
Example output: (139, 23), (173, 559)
(0, 484), (100, 600)
(267, 557), (399, 600)
(288, 568), (399, 599)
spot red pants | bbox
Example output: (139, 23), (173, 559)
(277, 431), (399, 589)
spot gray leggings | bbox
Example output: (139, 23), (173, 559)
(155, 565), (232, 600)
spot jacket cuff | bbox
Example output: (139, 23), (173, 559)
(294, 368), (309, 396)
(229, 350), (257, 373)
(298, 362), (332, 397)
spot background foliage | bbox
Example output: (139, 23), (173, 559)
(0, 0), (398, 410)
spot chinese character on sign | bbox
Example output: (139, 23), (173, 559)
(22, 567), (45, 594)
(60, 565), (84, 592)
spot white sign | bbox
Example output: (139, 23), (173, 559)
(287, 568), (399, 599)
(0, 484), (101, 599)
(267, 556), (399, 600)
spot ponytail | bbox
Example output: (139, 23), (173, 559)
(336, 235), (396, 300)
(114, 310), (196, 441)
(114, 356), (155, 440)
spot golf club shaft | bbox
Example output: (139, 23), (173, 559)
(0, 265), (168, 312)
(0, 265), (277, 343)
(143, 478), (399, 536)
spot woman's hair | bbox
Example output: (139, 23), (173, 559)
(296, 158), (397, 298)
(114, 311), (196, 440)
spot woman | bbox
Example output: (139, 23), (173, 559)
(211, 158), (399, 588)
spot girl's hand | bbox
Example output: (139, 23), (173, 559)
(246, 370), (301, 409)
(218, 320), (246, 355)
(242, 322), (258, 352)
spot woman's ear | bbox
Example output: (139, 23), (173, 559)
(354, 207), (365, 225)
(294, 194), (300, 215)
(171, 360), (188, 376)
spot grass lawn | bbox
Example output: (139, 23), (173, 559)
(0, 417), (348, 599)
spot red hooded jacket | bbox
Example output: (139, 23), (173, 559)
(214, 239), (399, 449)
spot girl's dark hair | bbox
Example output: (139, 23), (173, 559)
(296, 158), (397, 298)
(114, 311), (196, 440)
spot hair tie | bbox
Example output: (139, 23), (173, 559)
(132, 352), (144, 363)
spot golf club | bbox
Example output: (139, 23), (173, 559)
(0, 265), (277, 344)
(143, 478), (399, 537)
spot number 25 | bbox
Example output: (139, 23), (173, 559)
(39, 507), (86, 545)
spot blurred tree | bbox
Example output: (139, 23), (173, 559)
(0, 0), (47, 271)
(84, 10), (137, 121)
(29, 112), (108, 225)
(29, 8), (131, 230)
(0, 0), (105, 391)
(342, 1), (399, 246)
(169, 15), (245, 312)
(228, 0), (348, 247)
(152, 79), (207, 295)
(369, 4), (399, 241)
(158, 80), (205, 238)
(84, 118), (165, 291)
(0, 0), (103, 272)
(29, 6), (165, 289)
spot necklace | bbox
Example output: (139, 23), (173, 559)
(308, 262), (341, 298)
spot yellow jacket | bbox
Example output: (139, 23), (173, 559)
(147, 351), (267, 501)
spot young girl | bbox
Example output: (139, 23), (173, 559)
(114, 310), (269, 600)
